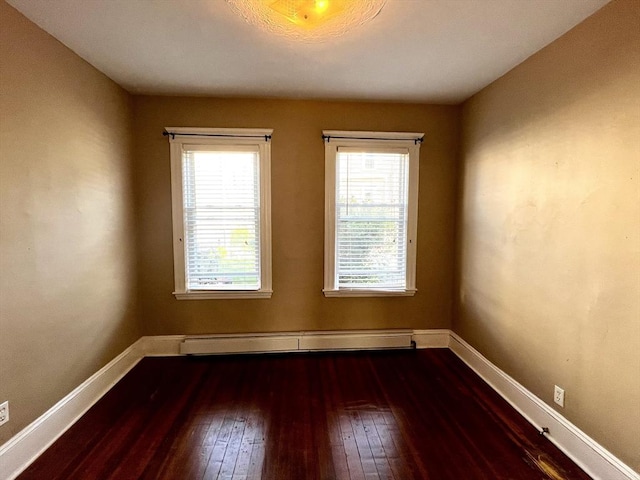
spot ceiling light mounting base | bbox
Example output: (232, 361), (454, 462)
(226, 0), (386, 42)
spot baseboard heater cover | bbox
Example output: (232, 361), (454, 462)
(179, 330), (414, 355)
(299, 331), (413, 351)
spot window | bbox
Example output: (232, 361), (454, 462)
(323, 130), (423, 297)
(168, 128), (272, 299)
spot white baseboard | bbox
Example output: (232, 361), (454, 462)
(140, 335), (185, 356)
(0, 338), (145, 480)
(448, 331), (639, 480)
(2, 329), (637, 480)
(412, 329), (450, 348)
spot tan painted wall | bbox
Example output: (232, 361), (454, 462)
(134, 97), (459, 335)
(0, 2), (139, 444)
(456, 0), (640, 469)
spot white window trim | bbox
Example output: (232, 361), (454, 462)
(168, 127), (273, 300)
(323, 130), (422, 298)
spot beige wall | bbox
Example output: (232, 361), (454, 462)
(456, 0), (640, 469)
(134, 97), (460, 335)
(0, 2), (140, 443)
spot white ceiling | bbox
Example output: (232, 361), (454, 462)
(7, 0), (610, 104)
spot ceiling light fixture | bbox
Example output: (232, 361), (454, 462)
(226, 0), (386, 42)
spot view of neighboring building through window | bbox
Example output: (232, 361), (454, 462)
(167, 128), (273, 299)
(324, 131), (422, 297)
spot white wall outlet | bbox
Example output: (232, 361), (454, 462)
(0, 401), (8, 426)
(554, 385), (565, 407)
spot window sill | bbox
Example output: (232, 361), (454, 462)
(174, 290), (273, 300)
(323, 288), (416, 298)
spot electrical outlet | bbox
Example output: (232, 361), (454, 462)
(554, 386), (565, 407)
(0, 401), (8, 426)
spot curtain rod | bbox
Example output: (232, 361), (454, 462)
(163, 131), (272, 141)
(322, 134), (423, 145)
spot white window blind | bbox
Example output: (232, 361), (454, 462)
(182, 146), (261, 290)
(336, 148), (409, 290)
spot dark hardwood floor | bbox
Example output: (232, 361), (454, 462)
(19, 349), (591, 479)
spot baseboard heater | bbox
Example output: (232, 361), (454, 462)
(179, 330), (414, 355)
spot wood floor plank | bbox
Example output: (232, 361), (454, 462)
(322, 358), (351, 479)
(18, 350), (593, 480)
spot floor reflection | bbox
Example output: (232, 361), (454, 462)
(179, 404), (267, 479)
(330, 403), (405, 479)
